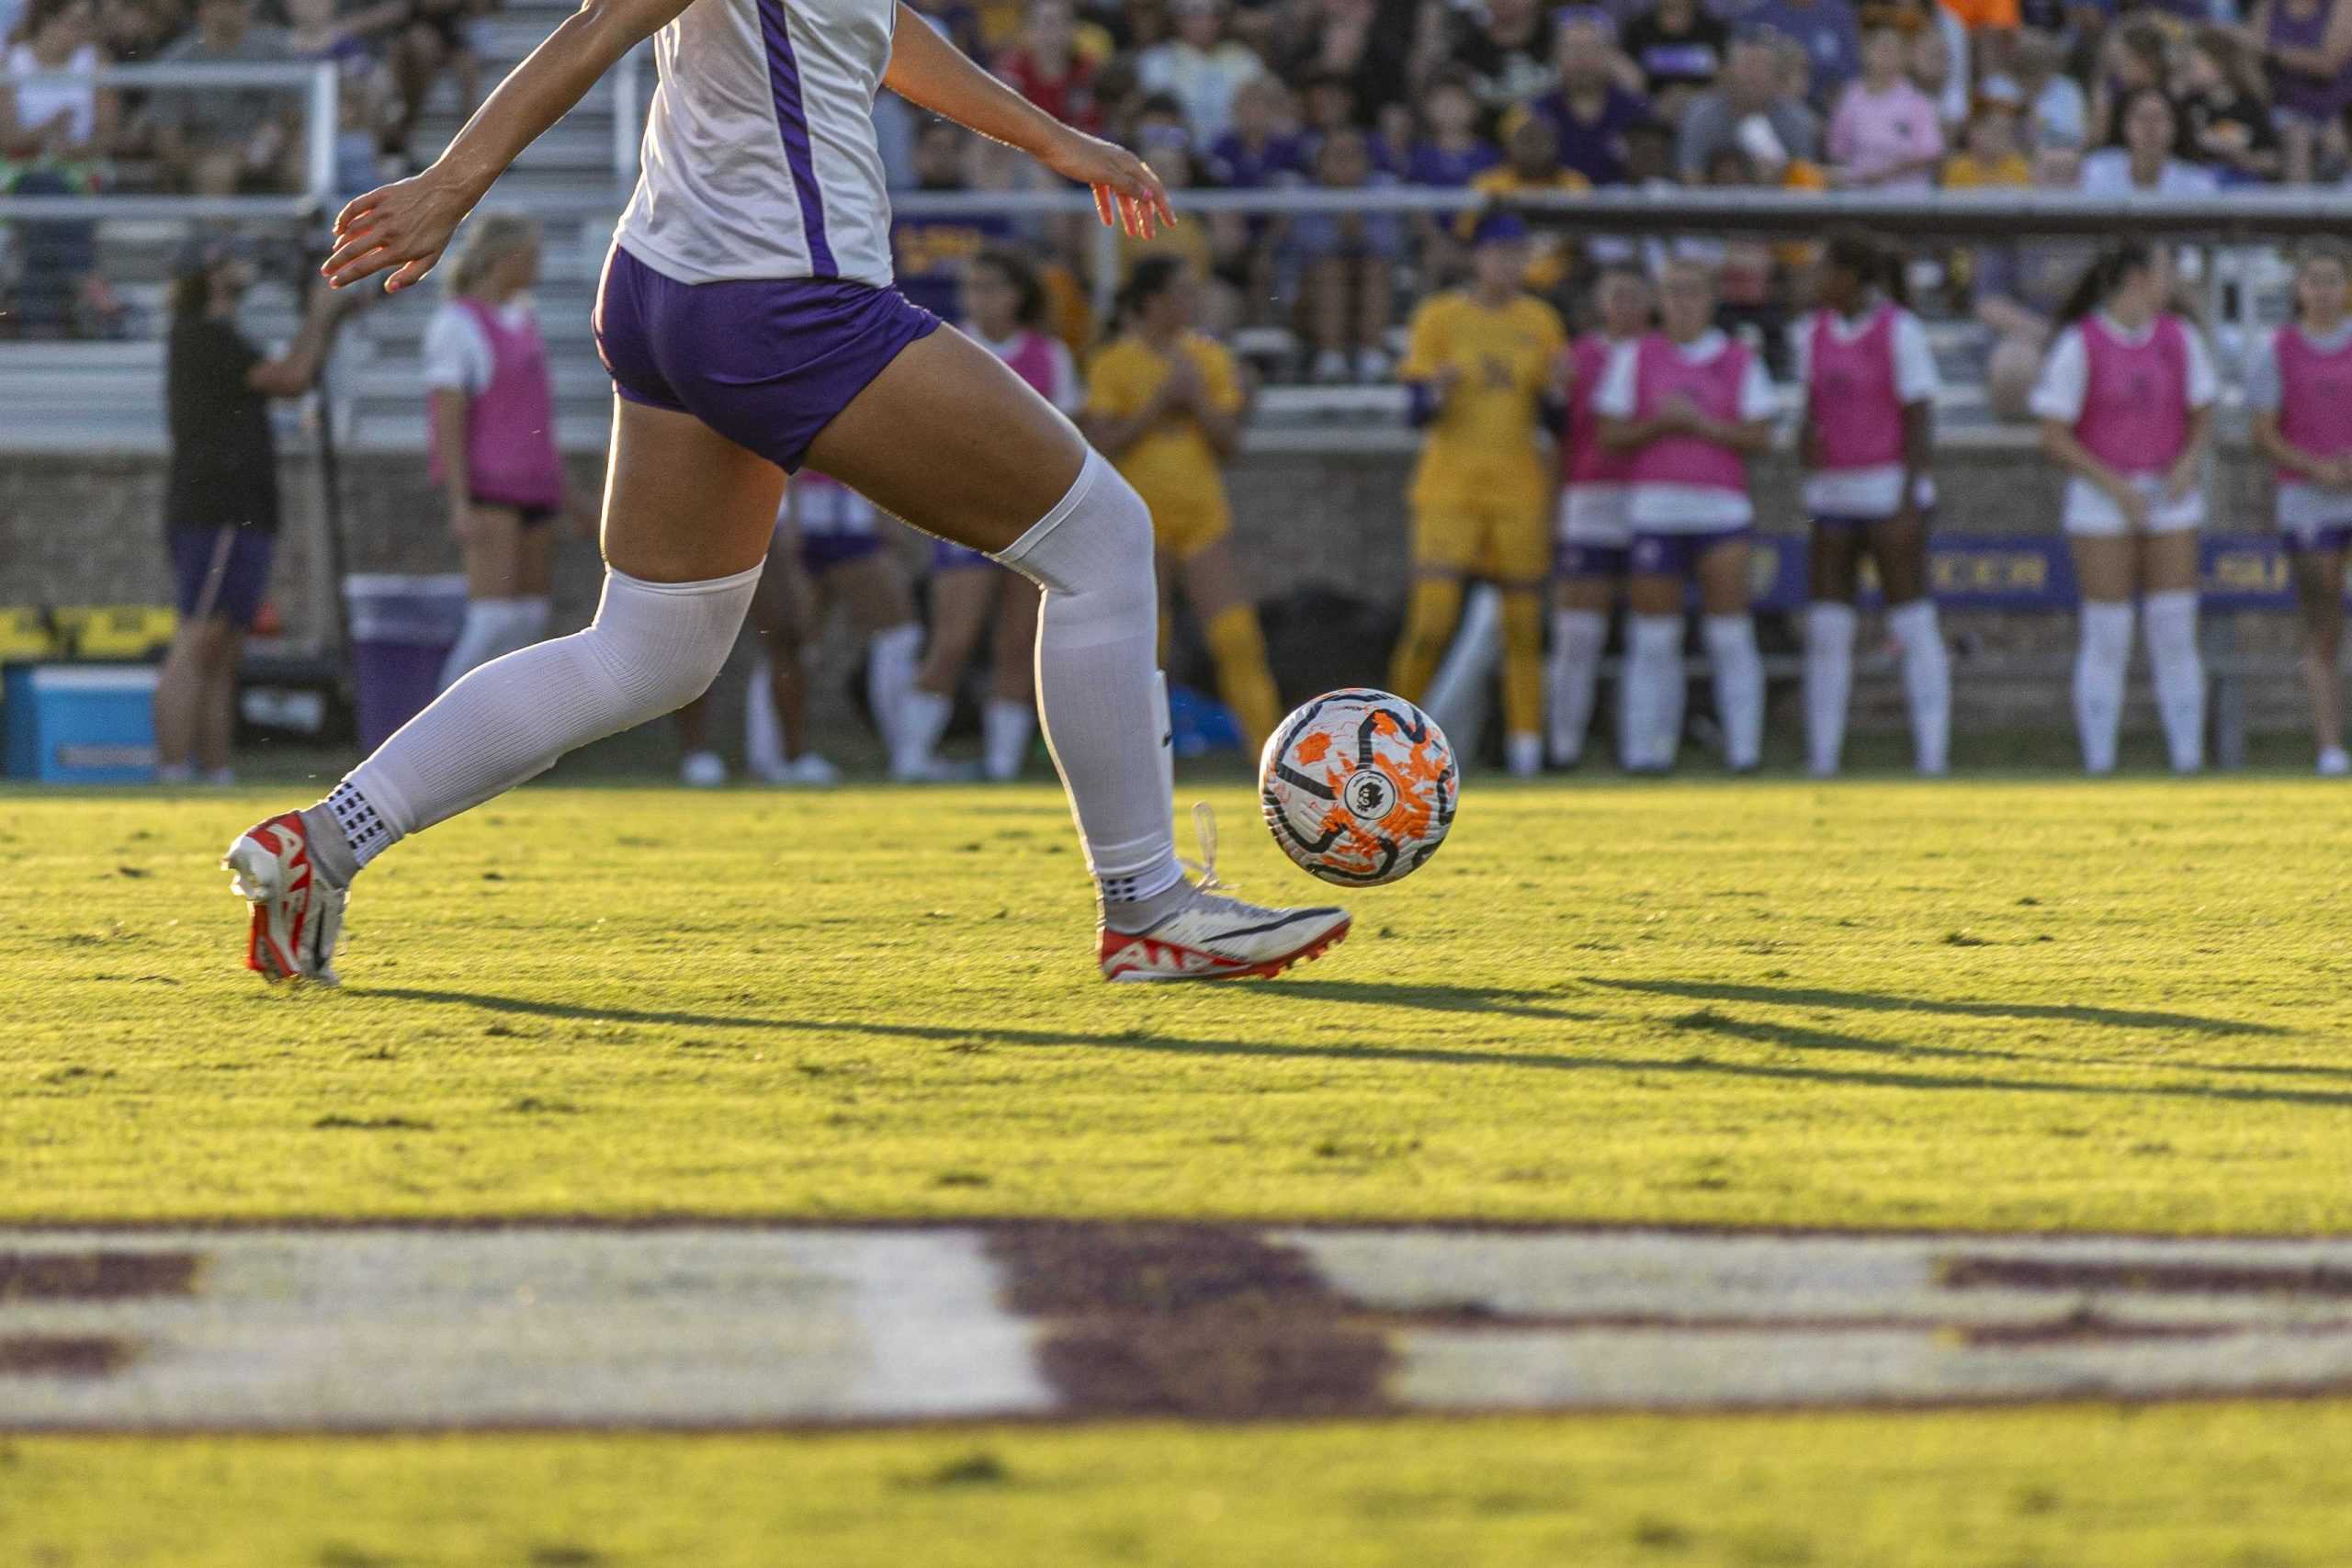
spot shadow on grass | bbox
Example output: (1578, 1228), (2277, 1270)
(358, 987), (2352, 1111)
(1586, 976), (2289, 1037)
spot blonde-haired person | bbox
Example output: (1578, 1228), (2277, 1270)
(424, 211), (582, 692)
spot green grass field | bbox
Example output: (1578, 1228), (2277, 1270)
(7, 775), (2352, 1563)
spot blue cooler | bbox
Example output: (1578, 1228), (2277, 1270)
(3, 662), (160, 783)
(344, 574), (468, 753)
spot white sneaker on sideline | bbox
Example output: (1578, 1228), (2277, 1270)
(680, 750), (729, 788)
(754, 752), (842, 787)
(1505, 732), (1543, 778)
(2321, 746), (2350, 777)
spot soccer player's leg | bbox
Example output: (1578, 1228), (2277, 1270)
(1696, 532), (1764, 773)
(2140, 526), (2206, 775)
(2067, 532), (2136, 776)
(807, 326), (1347, 979)
(1388, 503), (1473, 704)
(1868, 511), (1951, 776)
(1173, 528), (1282, 756)
(1489, 488), (1552, 778)
(1623, 536), (1690, 773)
(226, 399), (779, 982)
(2289, 530), (2350, 773)
(1804, 517), (1865, 778)
(900, 548), (999, 780)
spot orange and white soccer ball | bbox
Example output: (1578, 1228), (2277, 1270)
(1260, 688), (1457, 886)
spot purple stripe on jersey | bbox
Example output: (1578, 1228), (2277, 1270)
(757, 0), (836, 278)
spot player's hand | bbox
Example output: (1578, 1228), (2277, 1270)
(322, 168), (476, 294)
(1657, 393), (1703, 433)
(2164, 458), (2199, 502)
(2326, 457), (2352, 490)
(1042, 128), (1177, 241)
(1162, 353), (1204, 409)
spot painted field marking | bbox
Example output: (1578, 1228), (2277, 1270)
(6, 1224), (2352, 1431)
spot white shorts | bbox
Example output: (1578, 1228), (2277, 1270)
(2063, 473), (2204, 538)
(1556, 484), (1632, 547)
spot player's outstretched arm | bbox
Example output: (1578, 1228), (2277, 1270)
(324, 0), (695, 293)
(884, 3), (1174, 240)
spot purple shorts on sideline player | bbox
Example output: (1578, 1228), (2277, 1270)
(2283, 523), (2352, 556)
(168, 523), (275, 630)
(798, 531), (885, 573)
(1558, 542), (1630, 580)
(1629, 527), (1753, 578)
(594, 243), (941, 475)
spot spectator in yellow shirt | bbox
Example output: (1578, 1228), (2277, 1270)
(1080, 257), (1282, 750)
(1389, 215), (1571, 777)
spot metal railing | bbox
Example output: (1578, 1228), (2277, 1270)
(0, 62), (339, 223)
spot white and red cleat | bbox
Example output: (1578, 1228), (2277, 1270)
(1099, 887), (1351, 982)
(222, 811), (346, 986)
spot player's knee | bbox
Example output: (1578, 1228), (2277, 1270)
(1003, 453), (1154, 619)
(585, 566), (760, 724)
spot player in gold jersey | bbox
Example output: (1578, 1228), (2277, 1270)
(1387, 213), (1569, 776)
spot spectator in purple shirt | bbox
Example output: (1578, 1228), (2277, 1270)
(1205, 73), (1307, 188)
(1529, 11), (1653, 186)
(1405, 67), (1502, 186)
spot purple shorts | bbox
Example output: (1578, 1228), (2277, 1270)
(1814, 512), (1933, 531)
(1629, 527), (1753, 579)
(799, 530), (884, 574)
(169, 524), (275, 630)
(1559, 542), (1629, 581)
(932, 538), (996, 573)
(2284, 524), (2352, 557)
(594, 244), (942, 474)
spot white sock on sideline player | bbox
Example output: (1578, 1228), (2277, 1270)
(1545, 607), (1608, 767)
(2143, 589), (2205, 773)
(1888, 599), (1951, 775)
(2075, 600), (2133, 774)
(1804, 601), (1859, 777)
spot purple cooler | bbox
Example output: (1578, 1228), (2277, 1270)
(343, 574), (468, 753)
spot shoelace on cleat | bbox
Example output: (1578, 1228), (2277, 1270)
(1175, 803), (1289, 924)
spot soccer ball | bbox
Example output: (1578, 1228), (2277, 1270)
(1260, 689), (1457, 886)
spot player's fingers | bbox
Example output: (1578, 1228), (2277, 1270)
(1092, 183), (1115, 230)
(322, 230), (385, 279)
(1122, 193), (1152, 241)
(384, 248), (443, 294)
(330, 191), (380, 239)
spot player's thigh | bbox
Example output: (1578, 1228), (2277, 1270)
(1808, 519), (1866, 603)
(1408, 502), (1481, 581)
(1557, 572), (1619, 613)
(2293, 548), (2346, 646)
(833, 549), (915, 635)
(990, 576), (1040, 694)
(2068, 534), (2137, 603)
(2141, 527), (2200, 595)
(1179, 534), (1252, 622)
(805, 326), (1088, 556)
(924, 567), (997, 666)
(1865, 513), (1932, 605)
(459, 503), (523, 599)
(600, 397), (786, 583)
(1626, 573), (1684, 615)
(514, 515), (557, 597)
(1695, 536), (1753, 617)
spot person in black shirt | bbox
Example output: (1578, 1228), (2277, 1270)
(155, 232), (355, 784)
(1621, 0), (1732, 122)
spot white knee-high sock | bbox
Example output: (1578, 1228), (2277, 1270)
(1704, 613), (1764, 771)
(1804, 601), (1858, 777)
(1886, 599), (1951, 776)
(1546, 607), (1609, 766)
(2143, 589), (2205, 773)
(992, 451), (1180, 928)
(2074, 600), (2134, 775)
(1623, 613), (1685, 771)
(892, 687), (954, 778)
(325, 564), (761, 868)
(866, 621), (922, 753)
(437, 597), (549, 694)
(982, 697), (1034, 780)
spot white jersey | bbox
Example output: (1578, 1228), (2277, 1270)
(616, 0), (898, 288)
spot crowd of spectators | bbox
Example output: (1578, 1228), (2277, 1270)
(886, 0), (2352, 378)
(1, 0), (492, 333)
